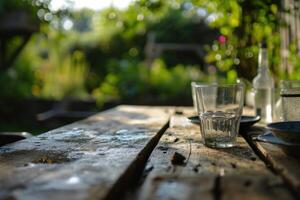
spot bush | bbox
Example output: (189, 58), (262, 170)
(34, 51), (89, 100)
(0, 52), (36, 99)
(195, 0), (282, 81)
(92, 59), (206, 106)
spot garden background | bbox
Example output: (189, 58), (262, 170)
(0, 0), (299, 134)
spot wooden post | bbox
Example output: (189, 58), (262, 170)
(280, 0), (300, 77)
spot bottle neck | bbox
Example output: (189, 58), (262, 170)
(258, 48), (269, 73)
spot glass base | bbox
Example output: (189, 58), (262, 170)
(204, 141), (236, 148)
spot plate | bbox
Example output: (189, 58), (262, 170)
(267, 121), (300, 143)
(256, 132), (300, 158)
(188, 115), (260, 130)
(0, 132), (32, 147)
(239, 115), (261, 132)
(187, 116), (200, 124)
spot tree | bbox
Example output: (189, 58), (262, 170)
(194, 0), (282, 82)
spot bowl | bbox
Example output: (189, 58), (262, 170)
(267, 121), (300, 143)
(256, 132), (300, 158)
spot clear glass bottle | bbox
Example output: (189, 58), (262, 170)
(252, 41), (274, 124)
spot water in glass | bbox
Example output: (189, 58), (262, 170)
(200, 110), (239, 148)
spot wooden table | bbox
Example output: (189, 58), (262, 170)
(0, 105), (299, 200)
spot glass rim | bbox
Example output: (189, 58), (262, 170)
(193, 82), (244, 88)
(191, 82), (217, 86)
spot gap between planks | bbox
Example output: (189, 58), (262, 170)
(102, 121), (170, 200)
(244, 127), (300, 198)
(136, 111), (296, 200)
(0, 106), (175, 200)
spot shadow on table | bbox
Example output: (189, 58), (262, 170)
(217, 145), (258, 161)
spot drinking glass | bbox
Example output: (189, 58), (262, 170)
(195, 83), (244, 148)
(280, 80), (300, 121)
(191, 82), (199, 113)
(191, 82), (217, 113)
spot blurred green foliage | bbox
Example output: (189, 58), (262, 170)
(0, 50), (36, 98)
(0, 0), (44, 16)
(92, 58), (206, 106)
(287, 42), (300, 80)
(35, 50), (89, 100)
(0, 0), (59, 24)
(194, 0), (282, 82)
(1, 0), (299, 108)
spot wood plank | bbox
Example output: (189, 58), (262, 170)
(138, 111), (295, 200)
(221, 175), (292, 200)
(0, 105), (173, 200)
(139, 173), (216, 200)
(246, 128), (300, 195)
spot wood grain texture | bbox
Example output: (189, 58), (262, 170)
(0, 106), (173, 200)
(0, 106), (297, 200)
(139, 173), (216, 200)
(139, 113), (294, 200)
(247, 128), (300, 195)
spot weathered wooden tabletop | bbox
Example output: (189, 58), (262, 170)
(0, 105), (299, 200)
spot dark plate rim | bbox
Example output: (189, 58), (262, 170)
(267, 121), (300, 134)
(188, 115), (260, 124)
(256, 132), (300, 146)
(240, 115), (261, 123)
